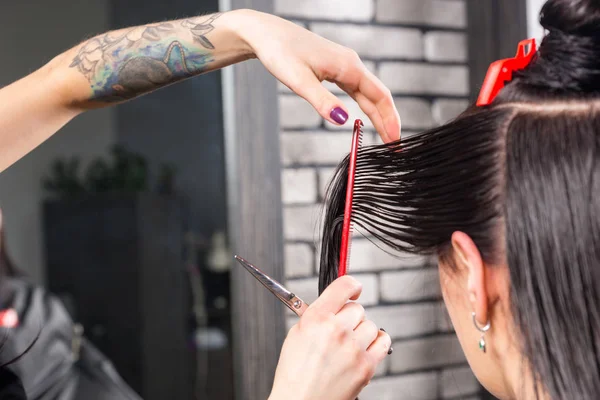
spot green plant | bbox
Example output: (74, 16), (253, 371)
(42, 158), (85, 198)
(43, 145), (174, 199)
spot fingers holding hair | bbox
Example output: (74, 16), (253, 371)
(309, 275), (362, 315)
(353, 319), (379, 350)
(335, 301), (366, 331)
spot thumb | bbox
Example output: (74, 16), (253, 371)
(292, 73), (350, 126)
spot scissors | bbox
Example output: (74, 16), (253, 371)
(234, 255), (309, 317)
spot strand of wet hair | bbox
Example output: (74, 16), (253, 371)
(318, 108), (510, 293)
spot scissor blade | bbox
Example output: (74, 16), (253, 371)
(234, 255), (307, 315)
(234, 255), (293, 301)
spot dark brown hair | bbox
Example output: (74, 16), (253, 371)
(319, 0), (600, 398)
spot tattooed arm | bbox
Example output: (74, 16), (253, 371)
(0, 9), (400, 172)
(57, 12), (248, 104)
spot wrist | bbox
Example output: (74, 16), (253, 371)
(224, 9), (259, 60)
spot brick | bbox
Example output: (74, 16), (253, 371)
(287, 277), (319, 304)
(286, 273), (378, 306)
(350, 239), (428, 271)
(279, 96), (321, 129)
(311, 23), (422, 59)
(424, 31), (468, 62)
(283, 204), (323, 241)
(281, 132), (375, 166)
(432, 99), (469, 125)
(281, 169), (317, 204)
(354, 273), (379, 306)
(390, 334), (466, 373)
(394, 98), (435, 130)
(380, 268), (441, 302)
(275, 0), (374, 22)
(285, 243), (314, 278)
(379, 63), (469, 95)
(376, 0), (467, 28)
(359, 373), (438, 400)
(367, 303), (438, 339)
(374, 356), (388, 377)
(441, 366), (480, 399)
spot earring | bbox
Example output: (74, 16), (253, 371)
(472, 312), (491, 353)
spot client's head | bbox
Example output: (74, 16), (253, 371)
(319, 0), (600, 398)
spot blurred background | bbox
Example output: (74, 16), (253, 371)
(0, 0), (544, 399)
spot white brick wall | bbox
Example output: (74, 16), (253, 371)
(394, 98), (435, 130)
(360, 373), (438, 400)
(441, 366), (480, 399)
(281, 169), (317, 204)
(390, 334), (466, 373)
(275, 0), (375, 22)
(424, 32), (468, 62)
(281, 131), (377, 166)
(283, 204), (321, 241)
(277, 1), (476, 398)
(379, 63), (469, 95)
(311, 23), (423, 59)
(367, 303), (438, 339)
(380, 268), (441, 302)
(279, 96), (321, 129)
(284, 243), (313, 278)
(375, 0), (467, 28)
(432, 99), (470, 125)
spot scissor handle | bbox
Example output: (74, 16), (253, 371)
(234, 255), (311, 317)
(287, 293), (309, 317)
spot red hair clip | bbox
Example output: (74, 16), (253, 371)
(476, 38), (537, 106)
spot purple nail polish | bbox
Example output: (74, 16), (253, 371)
(330, 107), (348, 124)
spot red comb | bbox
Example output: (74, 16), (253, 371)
(338, 119), (363, 278)
(477, 38), (537, 106)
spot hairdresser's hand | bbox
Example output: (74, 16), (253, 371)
(269, 276), (391, 400)
(232, 10), (401, 143)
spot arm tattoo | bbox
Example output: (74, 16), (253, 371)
(70, 13), (223, 102)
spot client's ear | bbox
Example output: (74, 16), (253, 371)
(451, 231), (489, 326)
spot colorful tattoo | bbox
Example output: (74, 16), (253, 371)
(70, 13), (223, 102)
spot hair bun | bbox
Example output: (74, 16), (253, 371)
(540, 0), (600, 36)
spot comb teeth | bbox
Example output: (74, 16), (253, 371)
(338, 119), (363, 278)
(346, 222), (354, 273)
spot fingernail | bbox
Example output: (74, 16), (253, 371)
(330, 107), (348, 124)
(387, 347), (393, 355)
(380, 328), (386, 332)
